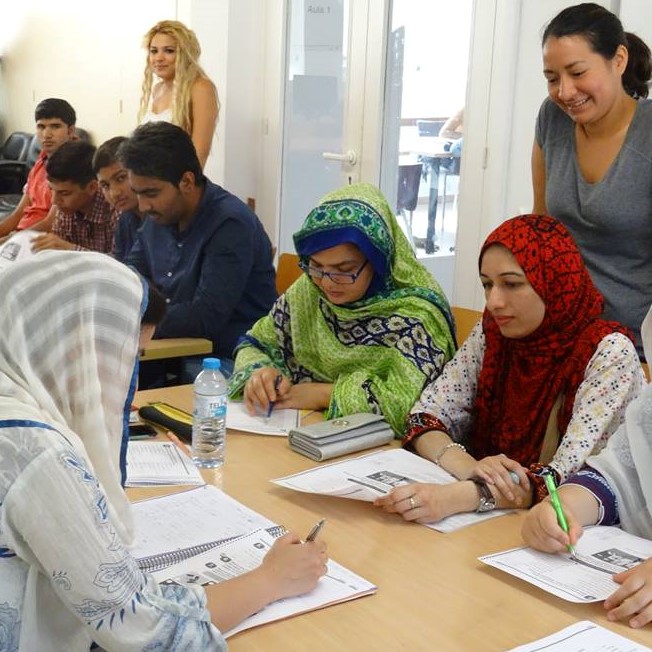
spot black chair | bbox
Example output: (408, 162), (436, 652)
(397, 163), (423, 235)
(0, 132), (34, 194)
(0, 131), (32, 163)
(0, 135), (42, 217)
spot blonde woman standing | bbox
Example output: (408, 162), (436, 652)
(138, 20), (219, 169)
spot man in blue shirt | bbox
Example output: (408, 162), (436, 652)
(119, 122), (277, 369)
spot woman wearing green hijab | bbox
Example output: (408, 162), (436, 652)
(228, 182), (456, 434)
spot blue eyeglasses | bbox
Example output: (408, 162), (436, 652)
(298, 259), (369, 285)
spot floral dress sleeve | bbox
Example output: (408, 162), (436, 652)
(4, 439), (227, 651)
(548, 332), (644, 482)
(403, 321), (485, 448)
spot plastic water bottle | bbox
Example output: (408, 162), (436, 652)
(192, 357), (227, 468)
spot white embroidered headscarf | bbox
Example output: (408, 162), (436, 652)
(586, 304), (652, 538)
(0, 251), (143, 544)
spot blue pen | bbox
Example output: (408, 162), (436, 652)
(266, 374), (282, 418)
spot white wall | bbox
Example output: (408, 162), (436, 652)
(0, 0), (275, 234)
(1, 0), (175, 142)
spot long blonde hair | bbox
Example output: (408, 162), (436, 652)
(138, 20), (220, 134)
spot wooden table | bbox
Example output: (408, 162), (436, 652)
(131, 386), (652, 651)
(139, 337), (212, 361)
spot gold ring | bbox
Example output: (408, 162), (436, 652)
(409, 496), (416, 510)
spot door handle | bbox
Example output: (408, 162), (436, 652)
(322, 150), (357, 165)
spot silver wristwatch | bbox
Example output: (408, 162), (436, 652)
(471, 478), (496, 513)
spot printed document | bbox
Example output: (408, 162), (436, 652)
(506, 620), (651, 651)
(0, 230), (37, 273)
(152, 528), (377, 638)
(125, 441), (205, 487)
(479, 526), (652, 603)
(272, 448), (509, 532)
(227, 400), (299, 436)
(130, 484), (275, 564)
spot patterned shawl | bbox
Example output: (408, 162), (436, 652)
(473, 214), (631, 465)
(229, 182), (456, 434)
(0, 251), (145, 544)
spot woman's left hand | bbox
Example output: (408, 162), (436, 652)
(604, 558), (652, 628)
(274, 382), (334, 411)
(374, 483), (461, 524)
(471, 454), (529, 503)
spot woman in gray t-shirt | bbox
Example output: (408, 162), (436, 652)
(532, 3), (652, 356)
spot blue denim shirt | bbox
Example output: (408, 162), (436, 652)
(113, 210), (143, 262)
(125, 180), (277, 358)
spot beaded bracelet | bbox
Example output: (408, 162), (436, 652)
(434, 441), (466, 467)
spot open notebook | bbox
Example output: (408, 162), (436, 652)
(153, 527), (377, 638)
(130, 485), (376, 637)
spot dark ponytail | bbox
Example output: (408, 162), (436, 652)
(623, 32), (651, 98)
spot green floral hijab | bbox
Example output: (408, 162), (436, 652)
(229, 182), (456, 434)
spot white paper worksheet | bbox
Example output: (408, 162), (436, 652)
(226, 400), (299, 436)
(480, 526), (652, 603)
(125, 441), (205, 487)
(506, 620), (651, 651)
(272, 448), (510, 532)
(130, 484), (275, 563)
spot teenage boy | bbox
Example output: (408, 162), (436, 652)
(119, 122), (277, 367)
(0, 98), (76, 238)
(92, 136), (143, 261)
(32, 140), (117, 253)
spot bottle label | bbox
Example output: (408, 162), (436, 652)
(194, 394), (227, 419)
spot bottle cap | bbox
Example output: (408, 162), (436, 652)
(202, 357), (221, 370)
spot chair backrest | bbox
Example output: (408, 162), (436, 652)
(276, 253), (302, 294)
(416, 120), (445, 137)
(0, 132), (33, 163)
(397, 163), (422, 213)
(25, 135), (42, 169)
(451, 305), (482, 346)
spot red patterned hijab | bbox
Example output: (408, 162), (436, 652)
(472, 215), (631, 466)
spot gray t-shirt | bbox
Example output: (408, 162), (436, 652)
(536, 97), (652, 355)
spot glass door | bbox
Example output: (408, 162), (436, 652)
(277, 0), (373, 257)
(379, 0), (474, 300)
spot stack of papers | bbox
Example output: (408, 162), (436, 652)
(126, 441), (204, 487)
(272, 448), (508, 532)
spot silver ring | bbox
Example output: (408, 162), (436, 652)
(409, 496), (417, 510)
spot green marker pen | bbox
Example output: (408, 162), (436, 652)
(543, 472), (576, 558)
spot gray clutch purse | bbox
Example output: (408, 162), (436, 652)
(289, 413), (394, 462)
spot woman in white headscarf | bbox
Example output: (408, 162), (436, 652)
(522, 305), (652, 629)
(0, 251), (326, 651)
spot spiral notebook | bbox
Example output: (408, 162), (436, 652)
(131, 485), (278, 571)
(153, 527), (378, 639)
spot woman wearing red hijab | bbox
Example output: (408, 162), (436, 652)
(375, 215), (645, 524)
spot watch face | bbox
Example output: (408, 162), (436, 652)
(472, 479), (496, 512)
(477, 495), (496, 512)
